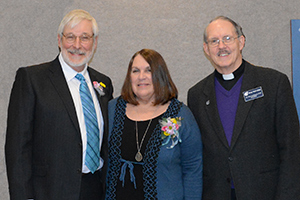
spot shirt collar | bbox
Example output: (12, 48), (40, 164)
(214, 59), (245, 91)
(214, 59), (245, 81)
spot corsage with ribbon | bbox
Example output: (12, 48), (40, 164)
(160, 117), (182, 148)
(93, 81), (106, 96)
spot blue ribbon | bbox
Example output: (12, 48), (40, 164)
(162, 130), (182, 149)
(119, 158), (144, 189)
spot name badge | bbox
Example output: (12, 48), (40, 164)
(243, 86), (264, 102)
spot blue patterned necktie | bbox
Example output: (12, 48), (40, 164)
(75, 73), (100, 173)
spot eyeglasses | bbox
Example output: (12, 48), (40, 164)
(62, 33), (94, 44)
(207, 36), (238, 47)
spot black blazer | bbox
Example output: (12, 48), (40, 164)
(5, 56), (113, 200)
(188, 61), (300, 200)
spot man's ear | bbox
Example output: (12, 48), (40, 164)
(93, 36), (98, 51)
(58, 34), (62, 49)
(203, 42), (210, 56)
(238, 35), (245, 51)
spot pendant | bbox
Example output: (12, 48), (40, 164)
(135, 151), (143, 162)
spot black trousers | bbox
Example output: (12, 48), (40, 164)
(231, 188), (237, 200)
(79, 170), (103, 200)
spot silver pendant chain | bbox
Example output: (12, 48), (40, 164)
(135, 119), (152, 162)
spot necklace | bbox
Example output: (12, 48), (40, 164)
(135, 119), (152, 162)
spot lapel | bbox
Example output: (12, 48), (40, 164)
(203, 62), (259, 150)
(203, 73), (230, 149)
(48, 57), (80, 133)
(87, 68), (107, 121)
(87, 67), (111, 161)
(230, 62), (257, 150)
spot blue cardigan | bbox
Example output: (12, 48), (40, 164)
(105, 97), (203, 199)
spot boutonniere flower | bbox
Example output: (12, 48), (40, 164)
(160, 117), (182, 148)
(93, 81), (106, 96)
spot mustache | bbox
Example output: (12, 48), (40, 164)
(217, 49), (230, 56)
(67, 49), (86, 55)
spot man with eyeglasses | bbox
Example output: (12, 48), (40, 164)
(188, 16), (300, 200)
(5, 9), (113, 200)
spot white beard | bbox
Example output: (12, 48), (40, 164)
(61, 45), (95, 68)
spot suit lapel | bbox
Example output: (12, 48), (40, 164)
(230, 62), (256, 149)
(88, 68), (109, 160)
(48, 57), (80, 133)
(88, 68), (107, 121)
(204, 74), (230, 149)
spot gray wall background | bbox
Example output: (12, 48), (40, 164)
(1, 0), (299, 198)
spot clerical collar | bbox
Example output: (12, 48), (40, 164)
(222, 73), (234, 80)
(214, 60), (245, 90)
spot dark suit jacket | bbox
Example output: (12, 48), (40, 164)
(188, 61), (300, 200)
(5, 56), (113, 200)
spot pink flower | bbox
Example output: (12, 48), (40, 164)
(160, 117), (183, 148)
(93, 81), (105, 96)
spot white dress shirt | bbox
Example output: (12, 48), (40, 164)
(59, 53), (104, 173)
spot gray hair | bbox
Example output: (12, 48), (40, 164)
(57, 9), (99, 39)
(203, 16), (245, 43)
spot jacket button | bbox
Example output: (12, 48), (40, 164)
(77, 169), (81, 174)
(228, 157), (233, 162)
(227, 178), (231, 183)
